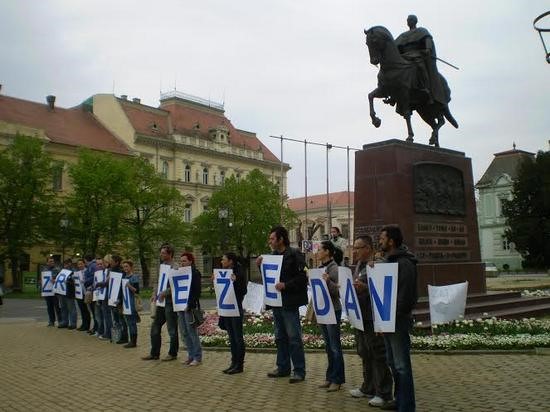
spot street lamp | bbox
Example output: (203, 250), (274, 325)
(218, 208), (228, 252)
(534, 11), (550, 63)
(60, 217), (69, 261)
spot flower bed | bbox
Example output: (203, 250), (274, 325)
(198, 312), (550, 351)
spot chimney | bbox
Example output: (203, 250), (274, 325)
(46, 95), (56, 110)
(120, 94), (128, 100)
(132, 97), (141, 104)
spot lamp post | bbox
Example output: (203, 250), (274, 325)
(534, 11), (550, 63)
(60, 216), (69, 262)
(218, 208), (228, 252)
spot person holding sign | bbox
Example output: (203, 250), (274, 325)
(42, 256), (60, 327)
(109, 255), (128, 345)
(316, 241), (345, 392)
(216, 252), (247, 375)
(121, 260), (140, 349)
(349, 236), (393, 407)
(75, 258), (91, 332)
(257, 226), (308, 384)
(142, 245), (180, 361)
(378, 225), (418, 412)
(63, 259), (78, 330)
(177, 252), (203, 366)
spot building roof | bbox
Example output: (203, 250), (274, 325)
(288, 191), (354, 211)
(0, 94), (130, 154)
(158, 95), (281, 163)
(119, 98), (170, 138)
(476, 147), (535, 187)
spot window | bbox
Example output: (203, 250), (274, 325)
(236, 173), (241, 183)
(502, 237), (511, 251)
(161, 160), (169, 178)
(184, 204), (192, 223)
(52, 165), (63, 191)
(220, 170), (225, 185)
(341, 223), (350, 240)
(202, 167), (208, 185)
(184, 164), (191, 182)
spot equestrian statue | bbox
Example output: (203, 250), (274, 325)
(364, 15), (458, 147)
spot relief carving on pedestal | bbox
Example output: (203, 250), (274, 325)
(414, 163), (465, 216)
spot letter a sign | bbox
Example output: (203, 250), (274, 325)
(367, 263), (398, 333)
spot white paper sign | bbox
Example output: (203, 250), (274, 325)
(428, 281), (468, 325)
(261, 255), (283, 307)
(121, 279), (132, 315)
(338, 266), (364, 331)
(242, 282), (265, 314)
(74, 271), (84, 300)
(214, 268), (240, 317)
(367, 263), (398, 333)
(53, 269), (71, 296)
(94, 270), (106, 302)
(308, 268), (336, 324)
(155, 264), (171, 307)
(170, 266), (192, 312)
(298, 286), (312, 317)
(108, 271), (123, 306)
(41, 271), (54, 297)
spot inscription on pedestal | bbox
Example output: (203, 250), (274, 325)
(416, 222), (467, 234)
(415, 250), (470, 261)
(415, 236), (468, 248)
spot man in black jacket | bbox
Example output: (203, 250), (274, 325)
(379, 225), (418, 412)
(257, 226), (308, 383)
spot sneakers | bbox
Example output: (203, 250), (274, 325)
(349, 388), (374, 398)
(188, 360), (201, 366)
(98, 335), (110, 341)
(267, 368), (291, 378)
(368, 396), (385, 407)
(182, 358), (193, 365)
(288, 373), (305, 383)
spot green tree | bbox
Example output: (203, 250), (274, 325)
(0, 135), (58, 289)
(67, 150), (130, 257)
(191, 169), (296, 267)
(503, 150), (550, 268)
(118, 156), (187, 287)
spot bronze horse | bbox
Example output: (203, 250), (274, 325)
(364, 26), (458, 147)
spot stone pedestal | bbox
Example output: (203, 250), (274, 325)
(354, 139), (486, 296)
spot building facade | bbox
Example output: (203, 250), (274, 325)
(0, 89), (288, 285)
(475, 147), (534, 270)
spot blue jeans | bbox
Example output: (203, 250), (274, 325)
(45, 296), (61, 325)
(125, 313), (138, 336)
(111, 306), (128, 341)
(66, 298), (77, 328)
(224, 309), (245, 366)
(101, 300), (112, 339)
(320, 310), (345, 384)
(272, 307), (306, 378)
(58, 295), (69, 326)
(384, 316), (416, 412)
(93, 301), (104, 335)
(178, 310), (202, 362)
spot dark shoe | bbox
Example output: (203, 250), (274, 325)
(318, 381), (331, 389)
(327, 383), (341, 392)
(68, 326), (76, 330)
(161, 354), (177, 361)
(267, 368), (291, 378)
(380, 400), (397, 410)
(226, 365), (243, 375)
(57, 325), (68, 329)
(116, 339), (129, 344)
(223, 364), (236, 374)
(141, 355), (159, 360)
(289, 373), (305, 384)
(123, 341), (136, 348)
(47, 323), (55, 327)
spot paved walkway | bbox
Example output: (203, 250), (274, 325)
(1, 301), (550, 411)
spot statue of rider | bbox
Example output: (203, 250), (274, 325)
(395, 15), (448, 105)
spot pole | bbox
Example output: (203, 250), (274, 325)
(304, 139), (308, 241)
(347, 146), (351, 249)
(326, 143), (332, 232)
(279, 135), (284, 223)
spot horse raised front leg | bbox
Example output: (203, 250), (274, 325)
(405, 113), (414, 142)
(368, 89), (382, 128)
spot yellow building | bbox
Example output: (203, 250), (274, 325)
(0, 89), (289, 286)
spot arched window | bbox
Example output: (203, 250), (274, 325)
(161, 160), (169, 178)
(184, 204), (192, 223)
(220, 170), (225, 185)
(184, 164), (191, 182)
(202, 167), (209, 185)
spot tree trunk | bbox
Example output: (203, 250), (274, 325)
(139, 250), (150, 288)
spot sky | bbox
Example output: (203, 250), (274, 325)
(1, 0), (548, 198)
